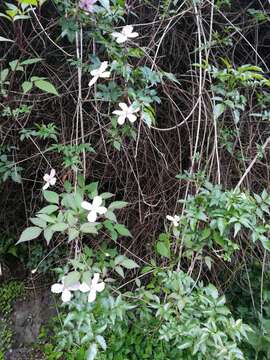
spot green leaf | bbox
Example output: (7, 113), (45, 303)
(44, 228), (53, 244)
(30, 217), (47, 228)
(64, 271), (80, 288)
(121, 258), (139, 269)
(213, 103), (225, 120)
(80, 223), (98, 234)
(156, 241), (170, 258)
(19, 0), (38, 4)
(99, 0), (110, 11)
(43, 191), (59, 204)
(22, 81), (33, 93)
(38, 205), (59, 214)
(114, 265), (124, 278)
(108, 201), (128, 210)
(68, 228), (79, 242)
(50, 222), (68, 232)
(114, 224), (132, 237)
(105, 210), (117, 222)
(17, 226), (42, 244)
(20, 58), (42, 65)
(34, 79), (59, 96)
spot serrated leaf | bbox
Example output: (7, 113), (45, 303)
(64, 271), (80, 288)
(44, 227), (54, 245)
(17, 226), (42, 244)
(213, 103), (225, 120)
(30, 217), (47, 228)
(68, 228), (79, 242)
(43, 190), (59, 204)
(34, 79), (59, 96)
(105, 210), (117, 222)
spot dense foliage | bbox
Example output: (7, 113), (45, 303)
(1, 0), (270, 359)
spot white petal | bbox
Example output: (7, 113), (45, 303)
(81, 201), (92, 211)
(79, 283), (91, 293)
(87, 210), (97, 222)
(92, 196), (103, 209)
(62, 289), (72, 302)
(119, 103), (129, 111)
(122, 25), (133, 36)
(100, 61), (108, 72)
(113, 110), (124, 116)
(43, 174), (50, 182)
(127, 114), (137, 123)
(100, 71), (111, 78)
(97, 206), (107, 215)
(88, 289), (96, 303)
(89, 76), (98, 87)
(50, 169), (56, 178)
(116, 35), (127, 44)
(92, 273), (100, 285)
(111, 31), (121, 38)
(49, 177), (56, 186)
(128, 32), (139, 39)
(166, 215), (174, 222)
(95, 282), (105, 293)
(42, 182), (50, 190)
(117, 115), (126, 125)
(175, 215), (180, 221)
(51, 283), (64, 294)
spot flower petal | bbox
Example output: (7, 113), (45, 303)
(87, 210), (97, 222)
(122, 25), (133, 36)
(100, 71), (111, 78)
(79, 282), (91, 293)
(88, 289), (96, 303)
(89, 76), (98, 87)
(49, 177), (56, 186)
(97, 206), (107, 215)
(117, 115), (126, 125)
(119, 103), (129, 111)
(116, 35), (127, 44)
(92, 273), (100, 285)
(51, 283), (64, 294)
(81, 201), (92, 211)
(92, 196), (102, 209)
(111, 31), (121, 38)
(166, 215), (174, 222)
(43, 174), (50, 182)
(100, 61), (108, 73)
(43, 182), (50, 190)
(62, 289), (72, 302)
(128, 32), (139, 39)
(112, 110), (123, 116)
(95, 282), (105, 293)
(50, 169), (56, 178)
(127, 114), (137, 123)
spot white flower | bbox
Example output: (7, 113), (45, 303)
(112, 103), (140, 125)
(79, 273), (105, 303)
(81, 195), (107, 222)
(166, 215), (180, 227)
(112, 25), (139, 44)
(51, 279), (80, 303)
(43, 168), (56, 190)
(89, 61), (111, 87)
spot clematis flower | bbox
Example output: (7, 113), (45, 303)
(43, 169), (56, 190)
(166, 215), (180, 227)
(81, 195), (107, 222)
(112, 103), (140, 125)
(79, 273), (105, 303)
(51, 279), (80, 303)
(112, 25), (139, 44)
(79, 0), (97, 12)
(88, 61), (111, 87)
